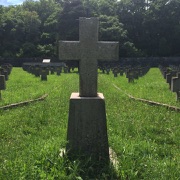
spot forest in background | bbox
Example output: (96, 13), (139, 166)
(0, 0), (180, 58)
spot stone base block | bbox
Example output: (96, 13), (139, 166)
(66, 93), (109, 163)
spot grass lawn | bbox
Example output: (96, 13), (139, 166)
(0, 67), (179, 179)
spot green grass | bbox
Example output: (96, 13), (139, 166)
(0, 68), (179, 179)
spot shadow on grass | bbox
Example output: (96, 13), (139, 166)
(64, 154), (119, 179)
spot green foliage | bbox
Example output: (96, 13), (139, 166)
(99, 15), (127, 41)
(37, 44), (56, 57)
(0, 68), (179, 179)
(0, 0), (180, 57)
(58, 0), (85, 41)
(0, 6), (41, 57)
(117, 0), (180, 56)
(99, 15), (143, 57)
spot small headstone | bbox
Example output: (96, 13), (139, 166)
(120, 71), (123, 76)
(166, 71), (177, 89)
(171, 73), (180, 101)
(67, 66), (71, 73)
(126, 69), (134, 83)
(1, 63), (12, 75)
(101, 67), (105, 74)
(0, 68), (8, 81)
(34, 65), (41, 77)
(56, 66), (62, 76)
(134, 69), (139, 80)
(1, 65), (10, 75)
(113, 67), (119, 77)
(105, 66), (111, 75)
(0, 75), (6, 90)
(0, 75), (6, 100)
(50, 66), (55, 74)
(63, 66), (68, 73)
(40, 67), (49, 81)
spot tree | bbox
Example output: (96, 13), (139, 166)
(23, 0), (62, 57)
(58, 0), (86, 40)
(98, 0), (118, 16)
(117, 0), (147, 55)
(99, 15), (142, 57)
(0, 2), (42, 57)
(144, 0), (180, 56)
(0, 0), (179, 58)
(0, 6), (23, 57)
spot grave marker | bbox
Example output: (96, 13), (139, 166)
(0, 68), (8, 81)
(50, 66), (55, 74)
(166, 71), (177, 89)
(0, 75), (6, 100)
(63, 66), (68, 73)
(59, 17), (119, 163)
(106, 66), (111, 74)
(56, 66), (62, 76)
(113, 67), (119, 77)
(119, 68), (124, 76)
(34, 65), (41, 77)
(40, 67), (49, 81)
(171, 73), (180, 101)
(126, 69), (135, 83)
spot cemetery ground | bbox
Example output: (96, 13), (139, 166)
(0, 68), (179, 179)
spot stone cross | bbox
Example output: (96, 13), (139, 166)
(59, 17), (119, 97)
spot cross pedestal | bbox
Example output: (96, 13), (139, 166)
(67, 93), (109, 162)
(59, 17), (119, 163)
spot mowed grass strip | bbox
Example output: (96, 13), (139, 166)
(0, 68), (179, 179)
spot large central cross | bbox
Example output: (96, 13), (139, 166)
(59, 17), (119, 97)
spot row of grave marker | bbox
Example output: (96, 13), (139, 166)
(23, 61), (150, 83)
(98, 63), (150, 83)
(95, 62), (180, 101)
(2, 62), (179, 103)
(159, 65), (180, 101)
(22, 62), (180, 101)
(100, 63), (180, 101)
(0, 63), (13, 99)
(22, 62), (73, 81)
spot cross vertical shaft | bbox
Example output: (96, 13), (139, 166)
(79, 18), (99, 96)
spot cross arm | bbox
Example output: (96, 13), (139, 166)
(59, 41), (80, 60)
(97, 42), (119, 61)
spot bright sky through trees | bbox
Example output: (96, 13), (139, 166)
(0, 0), (38, 6)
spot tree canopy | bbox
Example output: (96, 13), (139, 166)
(0, 0), (179, 58)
